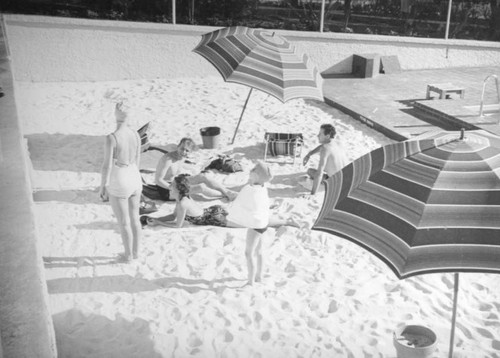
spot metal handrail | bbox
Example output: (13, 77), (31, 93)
(479, 74), (500, 117)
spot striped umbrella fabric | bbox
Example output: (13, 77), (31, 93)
(192, 26), (323, 103)
(313, 129), (500, 279)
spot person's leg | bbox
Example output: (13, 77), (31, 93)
(190, 183), (225, 199)
(254, 236), (263, 283)
(109, 195), (133, 261)
(245, 229), (262, 286)
(307, 168), (318, 179)
(268, 214), (300, 228)
(192, 174), (237, 200)
(128, 190), (142, 259)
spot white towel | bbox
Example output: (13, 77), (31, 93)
(226, 184), (270, 229)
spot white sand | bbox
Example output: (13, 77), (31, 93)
(17, 77), (500, 358)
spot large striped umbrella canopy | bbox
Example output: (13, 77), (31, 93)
(312, 129), (500, 357)
(193, 26), (323, 143)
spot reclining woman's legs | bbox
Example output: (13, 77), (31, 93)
(190, 173), (237, 200)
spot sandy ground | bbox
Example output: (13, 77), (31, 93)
(16, 77), (500, 358)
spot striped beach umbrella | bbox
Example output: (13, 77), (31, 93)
(193, 26), (323, 144)
(312, 129), (500, 358)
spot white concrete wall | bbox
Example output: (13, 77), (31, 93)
(4, 14), (500, 82)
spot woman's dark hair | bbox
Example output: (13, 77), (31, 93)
(174, 174), (191, 199)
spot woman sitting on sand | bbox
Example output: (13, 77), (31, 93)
(99, 102), (142, 263)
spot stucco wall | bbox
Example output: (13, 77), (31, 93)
(4, 14), (500, 82)
(0, 44), (57, 358)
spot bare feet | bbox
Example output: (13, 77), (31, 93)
(117, 253), (133, 263)
(225, 191), (238, 201)
(286, 217), (301, 228)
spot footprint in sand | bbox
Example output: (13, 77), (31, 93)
(328, 300), (339, 313)
(456, 322), (473, 339)
(224, 235), (234, 246)
(492, 340), (500, 350)
(253, 312), (263, 329)
(345, 288), (356, 297)
(238, 313), (252, 326)
(171, 307), (182, 321)
(487, 312), (498, 320)
(223, 330), (234, 343)
(188, 333), (203, 348)
(476, 327), (494, 339)
(261, 331), (271, 342)
(285, 262), (296, 273)
(479, 303), (493, 311)
(281, 301), (293, 313)
(471, 282), (487, 291)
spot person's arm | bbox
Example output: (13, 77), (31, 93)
(311, 146), (327, 195)
(99, 135), (113, 201)
(153, 212), (176, 223)
(154, 201), (188, 228)
(155, 155), (172, 189)
(135, 131), (141, 168)
(150, 204), (181, 228)
(303, 144), (322, 166)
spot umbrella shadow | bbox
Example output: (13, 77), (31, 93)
(47, 275), (243, 294)
(26, 133), (103, 172)
(53, 309), (162, 358)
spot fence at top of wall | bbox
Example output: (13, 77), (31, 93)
(4, 15), (500, 82)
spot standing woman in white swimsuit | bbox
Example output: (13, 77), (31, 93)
(99, 102), (142, 262)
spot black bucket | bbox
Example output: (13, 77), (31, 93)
(200, 126), (221, 149)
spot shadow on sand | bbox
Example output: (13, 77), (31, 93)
(53, 309), (162, 358)
(33, 189), (106, 204)
(47, 275), (244, 294)
(26, 133), (103, 172)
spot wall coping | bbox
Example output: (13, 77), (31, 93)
(5, 14), (500, 50)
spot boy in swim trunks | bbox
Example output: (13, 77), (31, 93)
(302, 124), (348, 196)
(227, 161), (271, 286)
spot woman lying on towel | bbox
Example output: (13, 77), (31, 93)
(141, 161), (300, 230)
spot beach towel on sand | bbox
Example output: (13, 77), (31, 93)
(204, 155), (243, 173)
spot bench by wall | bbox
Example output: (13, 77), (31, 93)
(4, 14), (500, 82)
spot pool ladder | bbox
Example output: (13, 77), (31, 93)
(479, 74), (500, 118)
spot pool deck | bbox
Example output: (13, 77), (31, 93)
(323, 66), (500, 140)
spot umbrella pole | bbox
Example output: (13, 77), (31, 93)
(231, 88), (253, 145)
(448, 272), (459, 358)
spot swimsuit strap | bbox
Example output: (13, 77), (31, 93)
(111, 133), (118, 160)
